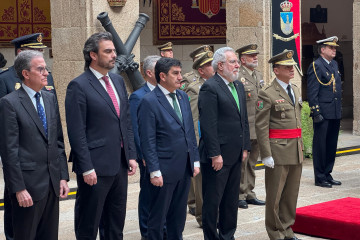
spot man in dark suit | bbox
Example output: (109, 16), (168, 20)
(138, 57), (200, 240)
(0, 33), (58, 240)
(307, 36), (342, 188)
(129, 55), (161, 240)
(0, 50), (69, 240)
(198, 47), (251, 240)
(65, 32), (137, 240)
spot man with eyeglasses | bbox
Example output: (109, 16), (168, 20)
(307, 36), (342, 188)
(198, 47), (250, 239)
(0, 50), (70, 240)
(0, 33), (58, 240)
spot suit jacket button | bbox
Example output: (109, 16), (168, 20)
(240, 135), (242, 137)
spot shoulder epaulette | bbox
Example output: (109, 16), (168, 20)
(0, 68), (9, 74)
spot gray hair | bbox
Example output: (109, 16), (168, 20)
(83, 32), (113, 70)
(14, 50), (43, 81)
(143, 55), (161, 75)
(212, 47), (235, 72)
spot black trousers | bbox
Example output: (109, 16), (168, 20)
(11, 186), (59, 240)
(312, 119), (340, 183)
(75, 155), (128, 240)
(4, 186), (14, 240)
(201, 160), (242, 240)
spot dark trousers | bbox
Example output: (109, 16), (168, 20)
(138, 159), (151, 237)
(147, 162), (192, 240)
(75, 156), (128, 240)
(201, 160), (242, 240)
(11, 186), (59, 240)
(312, 119), (340, 183)
(4, 187), (14, 240)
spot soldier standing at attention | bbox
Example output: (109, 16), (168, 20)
(181, 45), (211, 91)
(307, 36), (342, 188)
(236, 44), (266, 209)
(185, 50), (214, 226)
(158, 42), (174, 58)
(256, 50), (303, 240)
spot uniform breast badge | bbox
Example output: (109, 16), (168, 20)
(257, 100), (263, 109)
(281, 112), (286, 119)
(15, 83), (21, 90)
(45, 86), (54, 91)
(241, 77), (246, 84)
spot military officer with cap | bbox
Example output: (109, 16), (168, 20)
(181, 45), (211, 91)
(256, 50), (303, 240)
(185, 51), (214, 226)
(0, 33), (57, 240)
(158, 42), (174, 58)
(307, 36), (342, 188)
(236, 44), (266, 209)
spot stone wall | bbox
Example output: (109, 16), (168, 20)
(353, 0), (360, 135)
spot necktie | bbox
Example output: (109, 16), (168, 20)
(35, 92), (48, 137)
(228, 82), (240, 111)
(287, 85), (294, 104)
(252, 71), (257, 81)
(102, 76), (120, 117)
(169, 93), (182, 122)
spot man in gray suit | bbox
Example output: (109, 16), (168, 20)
(0, 50), (69, 240)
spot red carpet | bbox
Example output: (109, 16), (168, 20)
(293, 197), (360, 240)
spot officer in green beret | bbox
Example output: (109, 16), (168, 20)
(256, 50), (303, 240)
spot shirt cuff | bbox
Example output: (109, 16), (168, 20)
(194, 161), (200, 168)
(150, 170), (162, 178)
(210, 155), (220, 159)
(83, 169), (94, 176)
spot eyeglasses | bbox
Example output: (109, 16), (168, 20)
(31, 66), (48, 75)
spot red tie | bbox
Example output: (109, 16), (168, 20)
(102, 76), (120, 117)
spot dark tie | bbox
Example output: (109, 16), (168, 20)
(102, 76), (120, 117)
(228, 82), (240, 111)
(35, 92), (48, 137)
(169, 93), (182, 122)
(287, 85), (294, 104)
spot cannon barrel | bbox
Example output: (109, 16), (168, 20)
(97, 12), (147, 90)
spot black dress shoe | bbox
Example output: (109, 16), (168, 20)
(246, 198), (266, 205)
(188, 207), (195, 216)
(328, 179), (342, 185)
(315, 181), (332, 188)
(238, 200), (248, 209)
(284, 236), (301, 240)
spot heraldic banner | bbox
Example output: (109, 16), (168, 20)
(272, 0), (301, 70)
(0, 0), (51, 47)
(154, 0), (226, 45)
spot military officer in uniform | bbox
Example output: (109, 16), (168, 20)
(181, 45), (211, 91)
(236, 44), (266, 209)
(307, 36), (342, 188)
(185, 51), (214, 226)
(256, 50), (303, 240)
(0, 33), (57, 240)
(158, 42), (174, 58)
(0, 52), (7, 70)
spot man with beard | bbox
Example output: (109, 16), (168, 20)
(158, 42), (174, 58)
(198, 47), (251, 239)
(236, 44), (266, 209)
(65, 32), (137, 239)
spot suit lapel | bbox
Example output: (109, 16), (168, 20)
(18, 88), (47, 139)
(109, 73), (124, 118)
(215, 74), (240, 114)
(319, 57), (335, 75)
(273, 79), (293, 105)
(88, 71), (119, 118)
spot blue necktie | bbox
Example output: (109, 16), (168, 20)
(35, 92), (48, 137)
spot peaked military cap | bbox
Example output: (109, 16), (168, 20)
(11, 33), (47, 49)
(158, 42), (173, 51)
(268, 49), (297, 66)
(193, 51), (213, 70)
(189, 45), (211, 61)
(316, 36), (339, 47)
(236, 44), (259, 55)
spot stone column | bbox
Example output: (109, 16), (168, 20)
(353, 0), (360, 135)
(50, 0), (140, 148)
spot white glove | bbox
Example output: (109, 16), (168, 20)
(262, 156), (275, 168)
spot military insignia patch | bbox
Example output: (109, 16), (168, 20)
(180, 83), (186, 90)
(15, 83), (21, 90)
(45, 86), (54, 91)
(188, 96), (191, 101)
(257, 101), (263, 109)
(241, 77), (246, 83)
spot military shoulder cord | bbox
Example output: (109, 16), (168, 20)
(312, 62), (336, 92)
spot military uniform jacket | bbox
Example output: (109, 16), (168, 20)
(238, 65), (263, 140)
(306, 57), (342, 119)
(181, 70), (199, 91)
(0, 66), (57, 99)
(255, 79), (303, 165)
(185, 77), (205, 144)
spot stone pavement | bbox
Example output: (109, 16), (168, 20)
(0, 130), (359, 240)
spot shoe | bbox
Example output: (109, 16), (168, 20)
(188, 207), (195, 216)
(238, 200), (248, 209)
(315, 181), (332, 188)
(246, 198), (266, 205)
(284, 236), (301, 240)
(328, 179), (342, 185)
